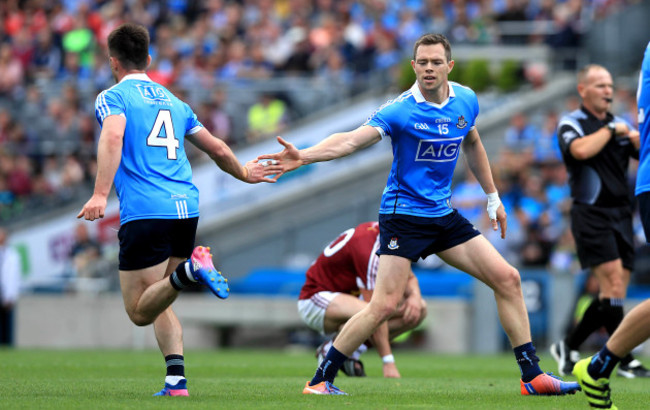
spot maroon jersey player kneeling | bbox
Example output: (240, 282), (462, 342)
(298, 222), (427, 378)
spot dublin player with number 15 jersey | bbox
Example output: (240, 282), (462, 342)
(260, 33), (579, 396)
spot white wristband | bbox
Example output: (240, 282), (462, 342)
(382, 354), (395, 364)
(486, 191), (501, 221)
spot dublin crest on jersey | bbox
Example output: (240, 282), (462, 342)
(388, 237), (399, 250)
(456, 115), (467, 129)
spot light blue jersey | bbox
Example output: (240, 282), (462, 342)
(95, 73), (202, 224)
(365, 82), (479, 217)
(636, 41), (650, 197)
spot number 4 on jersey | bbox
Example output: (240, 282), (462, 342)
(147, 109), (179, 160)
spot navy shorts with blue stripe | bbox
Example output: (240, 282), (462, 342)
(378, 210), (481, 262)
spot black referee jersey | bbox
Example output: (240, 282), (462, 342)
(557, 105), (638, 208)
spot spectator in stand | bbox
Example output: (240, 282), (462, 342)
(6, 123), (36, 158)
(11, 27), (35, 73)
(68, 222), (103, 279)
(533, 110), (562, 163)
(242, 42), (275, 79)
(0, 43), (24, 96)
(0, 109), (14, 144)
(246, 92), (288, 144)
(203, 88), (234, 145)
(504, 111), (540, 155)
(315, 48), (353, 93)
(424, 0), (451, 38)
(0, 227), (21, 346)
(62, 15), (95, 72)
(0, 175), (14, 215)
(6, 155), (33, 198)
(495, 0), (530, 45)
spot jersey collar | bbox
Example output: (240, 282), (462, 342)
(410, 81), (455, 108)
(120, 73), (153, 83)
(580, 104), (613, 123)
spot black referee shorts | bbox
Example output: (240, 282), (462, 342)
(117, 217), (198, 271)
(570, 203), (634, 271)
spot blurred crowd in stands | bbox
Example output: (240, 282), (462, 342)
(0, 0), (644, 281)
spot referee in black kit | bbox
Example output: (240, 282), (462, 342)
(549, 64), (650, 378)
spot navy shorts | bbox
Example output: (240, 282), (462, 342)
(570, 203), (634, 270)
(639, 192), (650, 243)
(118, 217), (198, 271)
(378, 211), (481, 262)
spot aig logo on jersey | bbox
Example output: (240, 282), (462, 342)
(136, 84), (172, 102)
(415, 137), (463, 162)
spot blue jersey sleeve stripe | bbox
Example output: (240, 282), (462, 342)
(187, 125), (203, 135)
(96, 91), (110, 122)
(94, 91), (104, 121)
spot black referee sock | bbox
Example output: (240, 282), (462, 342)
(169, 261), (196, 290)
(165, 354), (185, 377)
(566, 297), (603, 350)
(599, 298), (635, 364)
(600, 298), (625, 334)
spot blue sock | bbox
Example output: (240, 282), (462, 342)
(588, 346), (620, 379)
(514, 342), (543, 382)
(310, 345), (347, 385)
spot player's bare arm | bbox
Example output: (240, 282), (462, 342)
(187, 128), (282, 183)
(258, 125), (381, 177)
(77, 115), (125, 221)
(461, 128), (507, 238)
(400, 272), (424, 326)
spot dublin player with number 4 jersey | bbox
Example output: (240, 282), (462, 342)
(260, 33), (579, 397)
(298, 222), (426, 379)
(77, 23), (281, 397)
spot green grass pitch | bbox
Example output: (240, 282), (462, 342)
(2, 348), (647, 409)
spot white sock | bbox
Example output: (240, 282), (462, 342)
(351, 344), (368, 360)
(184, 261), (197, 282)
(165, 375), (186, 386)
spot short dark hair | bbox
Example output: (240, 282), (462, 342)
(413, 33), (452, 63)
(577, 64), (608, 85)
(107, 23), (150, 71)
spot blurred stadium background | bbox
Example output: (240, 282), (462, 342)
(2, 0), (650, 355)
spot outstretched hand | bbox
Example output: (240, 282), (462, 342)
(244, 159), (283, 183)
(256, 136), (303, 180)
